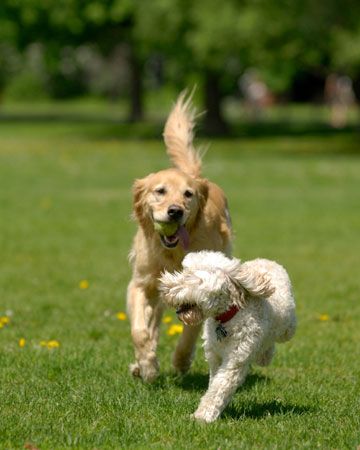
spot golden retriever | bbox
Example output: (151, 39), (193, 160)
(127, 92), (232, 382)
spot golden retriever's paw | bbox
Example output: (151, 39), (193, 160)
(129, 362), (141, 378)
(141, 365), (159, 383)
(129, 360), (159, 383)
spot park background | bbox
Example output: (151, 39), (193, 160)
(0, 1), (359, 449)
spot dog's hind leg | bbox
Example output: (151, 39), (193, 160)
(255, 344), (275, 367)
(127, 280), (163, 382)
(172, 323), (202, 374)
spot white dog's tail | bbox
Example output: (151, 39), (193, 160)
(163, 90), (202, 178)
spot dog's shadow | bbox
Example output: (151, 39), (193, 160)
(173, 371), (268, 393)
(223, 400), (312, 420)
(169, 371), (313, 420)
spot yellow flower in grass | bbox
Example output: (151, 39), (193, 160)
(162, 316), (172, 324)
(79, 279), (89, 290)
(0, 316), (10, 326)
(116, 312), (127, 321)
(40, 340), (60, 349)
(167, 324), (183, 336)
(47, 340), (60, 349)
(19, 338), (26, 348)
(319, 314), (330, 321)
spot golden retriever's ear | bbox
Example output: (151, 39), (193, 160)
(197, 179), (209, 210)
(132, 177), (153, 233)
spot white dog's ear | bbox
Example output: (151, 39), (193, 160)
(159, 270), (189, 306)
(227, 260), (274, 300)
(227, 258), (274, 306)
(227, 279), (247, 309)
(159, 270), (179, 297)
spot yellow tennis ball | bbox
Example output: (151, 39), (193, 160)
(154, 221), (178, 236)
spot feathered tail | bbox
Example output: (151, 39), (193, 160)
(163, 91), (202, 178)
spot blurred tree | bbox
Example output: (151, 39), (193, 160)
(1, 0), (360, 126)
(0, 0), (143, 119)
(133, 0), (256, 132)
(245, 0), (360, 98)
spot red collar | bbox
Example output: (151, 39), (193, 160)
(215, 305), (239, 324)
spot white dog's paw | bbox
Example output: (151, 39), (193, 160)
(192, 408), (219, 423)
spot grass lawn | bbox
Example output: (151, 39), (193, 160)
(0, 106), (360, 449)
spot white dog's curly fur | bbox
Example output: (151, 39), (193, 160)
(160, 251), (296, 423)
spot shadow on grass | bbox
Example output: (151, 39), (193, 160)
(228, 121), (359, 140)
(170, 371), (269, 393)
(1, 111), (359, 143)
(224, 399), (313, 420)
(151, 371), (314, 420)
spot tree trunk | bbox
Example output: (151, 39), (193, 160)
(127, 44), (144, 122)
(203, 70), (228, 135)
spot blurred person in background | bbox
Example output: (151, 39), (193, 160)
(239, 68), (274, 121)
(325, 73), (356, 128)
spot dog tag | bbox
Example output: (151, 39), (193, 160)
(215, 324), (228, 341)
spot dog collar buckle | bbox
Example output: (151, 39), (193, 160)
(214, 305), (239, 341)
(215, 323), (228, 341)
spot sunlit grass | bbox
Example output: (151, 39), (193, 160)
(0, 111), (359, 449)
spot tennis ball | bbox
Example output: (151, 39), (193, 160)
(154, 221), (178, 236)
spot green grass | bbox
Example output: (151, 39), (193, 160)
(0, 108), (360, 449)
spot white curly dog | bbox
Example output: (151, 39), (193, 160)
(160, 251), (296, 423)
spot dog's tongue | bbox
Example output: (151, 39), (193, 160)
(177, 225), (190, 250)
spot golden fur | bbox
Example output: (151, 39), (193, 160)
(127, 92), (232, 382)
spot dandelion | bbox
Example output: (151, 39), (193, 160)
(167, 324), (183, 336)
(0, 316), (10, 328)
(162, 316), (172, 324)
(79, 280), (89, 290)
(19, 338), (26, 348)
(47, 340), (60, 349)
(116, 312), (127, 321)
(319, 314), (330, 321)
(40, 340), (60, 349)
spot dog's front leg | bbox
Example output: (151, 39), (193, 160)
(193, 362), (250, 423)
(127, 280), (163, 382)
(172, 323), (202, 374)
(206, 353), (222, 383)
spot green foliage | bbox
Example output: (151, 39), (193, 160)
(333, 26), (360, 75)
(3, 71), (48, 100)
(1, 0), (360, 109)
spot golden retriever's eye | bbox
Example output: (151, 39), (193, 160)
(184, 190), (194, 198)
(155, 187), (166, 195)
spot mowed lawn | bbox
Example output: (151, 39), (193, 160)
(0, 113), (359, 449)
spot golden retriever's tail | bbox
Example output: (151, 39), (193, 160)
(163, 91), (202, 177)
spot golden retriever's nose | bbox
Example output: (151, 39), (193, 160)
(167, 205), (184, 221)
